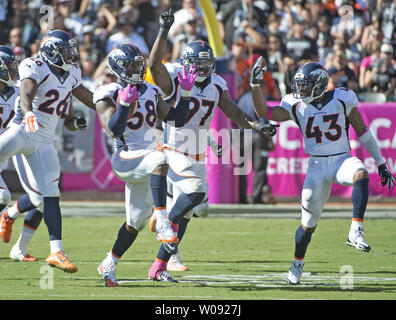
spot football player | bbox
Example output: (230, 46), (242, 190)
(0, 46), (19, 214)
(251, 57), (395, 284)
(0, 30), (95, 273)
(2, 114), (87, 262)
(146, 9), (277, 282)
(95, 43), (198, 287)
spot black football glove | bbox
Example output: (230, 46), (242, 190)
(253, 121), (279, 137)
(74, 116), (87, 130)
(378, 163), (395, 190)
(250, 56), (267, 86)
(159, 9), (174, 30)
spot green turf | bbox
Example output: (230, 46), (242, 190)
(0, 216), (396, 300)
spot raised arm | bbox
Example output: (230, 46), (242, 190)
(148, 9), (174, 96)
(250, 56), (290, 122)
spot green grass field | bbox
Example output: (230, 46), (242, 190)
(1, 213), (396, 301)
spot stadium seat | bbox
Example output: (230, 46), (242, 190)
(358, 92), (387, 103)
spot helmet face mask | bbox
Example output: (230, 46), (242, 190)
(0, 46), (19, 87)
(122, 56), (146, 84)
(40, 30), (79, 72)
(108, 44), (146, 85)
(291, 63), (329, 103)
(182, 41), (215, 83)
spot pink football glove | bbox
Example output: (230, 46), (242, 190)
(177, 65), (198, 97)
(118, 84), (139, 107)
(25, 111), (39, 133)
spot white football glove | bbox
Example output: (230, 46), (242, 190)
(24, 111), (39, 133)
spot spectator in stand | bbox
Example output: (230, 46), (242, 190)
(167, 0), (206, 44)
(171, 16), (207, 62)
(378, 0), (396, 43)
(325, 41), (358, 78)
(316, 15), (333, 65)
(56, 0), (85, 39)
(361, 11), (384, 53)
(330, 0), (365, 63)
(359, 40), (382, 90)
(273, 0), (294, 36)
(217, 0), (271, 51)
(131, 0), (163, 49)
(267, 33), (285, 73)
(265, 12), (283, 37)
(285, 18), (318, 63)
(8, 27), (30, 58)
(327, 52), (358, 91)
(105, 6), (149, 57)
(363, 43), (396, 95)
(79, 0), (120, 24)
(92, 4), (117, 62)
(79, 45), (97, 91)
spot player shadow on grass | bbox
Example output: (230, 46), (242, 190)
(232, 283), (396, 293)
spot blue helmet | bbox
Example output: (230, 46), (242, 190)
(39, 30), (79, 71)
(107, 43), (146, 85)
(0, 46), (19, 87)
(291, 62), (329, 103)
(182, 40), (215, 83)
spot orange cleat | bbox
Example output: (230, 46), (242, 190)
(0, 208), (14, 243)
(46, 251), (78, 273)
(21, 254), (38, 262)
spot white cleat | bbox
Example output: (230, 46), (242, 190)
(168, 251), (188, 272)
(97, 258), (119, 287)
(347, 226), (371, 252)
(9, 244), (38, 262)
(155, 211), (178, 244)
(286, 259), (304, 285)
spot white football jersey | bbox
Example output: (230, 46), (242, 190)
(93, 81), (163, 151)
(12, 56), (82, 141)
(280, 87), (358, 156)
(162, 62), (228, 155)
(0, 86), (18, 134)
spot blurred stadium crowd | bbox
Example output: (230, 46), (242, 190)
(1, 0), (396, 103)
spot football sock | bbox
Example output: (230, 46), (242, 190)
(294, 225), (313, 260)
(24, 209), (43, 229)
(150, 174), (167, 209)
(156, 243), (173, 262)
(111, 222), (138, 258)
(16, 210), (42, 254)
(351, 178), (369, 226)
(168, 192), (205, 224)
(8, 194), (36, 220)
(43, 197), (62, 241)
(50, 240), (63, 253)
(15, 225), (35, 254)
(177, 217), (190, 242)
